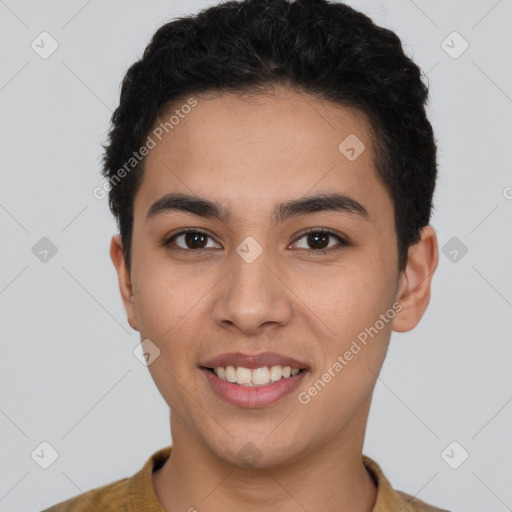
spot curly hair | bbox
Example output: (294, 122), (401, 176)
(101, 0), (437, 273)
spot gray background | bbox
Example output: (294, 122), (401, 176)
(1, 1), (511, 511)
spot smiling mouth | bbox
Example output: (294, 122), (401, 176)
(203, 365), (306, 387)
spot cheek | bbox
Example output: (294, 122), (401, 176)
(131, 259), (218, 378)
(296, 278), (394, 430)
(302, 260), (395, 342)
(135, 269), (203, 406)
(132, 255), (202, 337)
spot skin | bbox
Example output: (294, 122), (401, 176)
(110, 85), (439, 512)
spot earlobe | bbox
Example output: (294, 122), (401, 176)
(392, 225), (439, 333)
(109, 234), (139, 331)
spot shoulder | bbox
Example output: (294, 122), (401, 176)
(362, 454), (451, 512)
(40, 476), (129, 512)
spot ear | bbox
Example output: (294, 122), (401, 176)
(392, 225), (439, 332)
(110, 234), (139, 331)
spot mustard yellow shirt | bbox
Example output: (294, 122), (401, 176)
(42, 446), (451, 511)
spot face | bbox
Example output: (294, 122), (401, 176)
(111, 85), (432, 469)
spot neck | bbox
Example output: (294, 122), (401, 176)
(153, 407), (377, 512)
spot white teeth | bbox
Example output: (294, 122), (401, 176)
(270, 365), (283, 382)
(252, 367), (271, 386)
(225, 365), (237, 383)
(213, 365), (302, 386)
(235, 367), (252, 385)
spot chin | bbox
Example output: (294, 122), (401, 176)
(210, 435), (306, 470)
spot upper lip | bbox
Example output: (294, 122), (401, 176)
(201, 351), (309, 370)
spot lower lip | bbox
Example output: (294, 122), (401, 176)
(201, 368), (307, 408)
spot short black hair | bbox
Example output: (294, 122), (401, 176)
(102, 0), (437, 273)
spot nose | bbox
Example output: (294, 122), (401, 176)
(212, 248), (293, 336)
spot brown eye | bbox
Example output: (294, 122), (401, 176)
(292, 229), (348, 253)
(164, 230), (220, 251)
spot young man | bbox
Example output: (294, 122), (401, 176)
(44, 0), (450, 510)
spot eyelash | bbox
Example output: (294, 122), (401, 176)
(162, 228), (350, 255)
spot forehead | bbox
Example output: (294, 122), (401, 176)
(134, 86), (393, 224)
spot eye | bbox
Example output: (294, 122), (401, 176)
(291, 228), (349, 254)
(163, 228), (350, 254)
(163, 230), (220, 251)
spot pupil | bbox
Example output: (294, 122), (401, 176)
(309, 232), (328, 250)
(186, 232), (207, 249)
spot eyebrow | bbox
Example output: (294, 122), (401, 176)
(146, 192), (369, 224)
